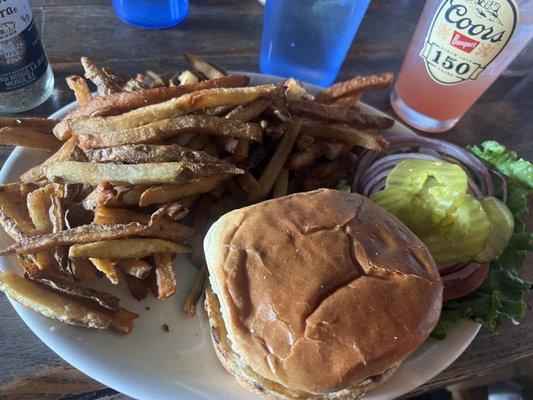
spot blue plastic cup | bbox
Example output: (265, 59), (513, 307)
(112, 0), (189, 29)
(260, 0), (371, 87)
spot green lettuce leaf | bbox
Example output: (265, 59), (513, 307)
(337, 179), (351, 193)
(432, 141), (532, 339)
(468, 141), (533, 192)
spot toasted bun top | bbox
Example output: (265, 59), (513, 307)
(204, 189), (442, 394)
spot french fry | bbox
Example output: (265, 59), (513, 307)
(92, 207), (150, 225)
(66, 75), (93, 105)
(81, 182), (117, 210)
(49, 192), (70, 272)
(26, 186), (54, 233)
(75, 115), (262, 149)
(115, 258), (152, 279)
(184, 52), (226, 79)
(53, 75), (251, 140)
(265, 121), (288, 140)
(184, 134), (211, 151)
(69, 238), (189, 259)
(0, 117), (58, 133)
(204, 104), (234, 116)
(70, 258), (100, 286)
(272, 168), (289, 198)
(89, 258), (119, 284)
(237, 172), (259, 192)
(45, 161), (243, 186)
(295, 134), (315, 152)
(159, 202), (190, 221)
(219, 137), (238, 153)
(144, 70), (165, 88)
(84, 144), (226, 165)
(20, 137), (79, 183)
(0, 218), (161, 255)
(93, 207), (195, 242)
(330, 95), (362, 109)
(300, 123), (388, 152)
(0, 183), (39, 240)
(34, 274), (120, 311)
(171, 132), (195, 146)
(315, 72), (393, 104)
(288, 99), (348, 122)
(0, 127), (62, 151)
(183, 266), (207, 317)
(69, 84), (276, 137)
(225, 98), (272, 121)
(176, 70), (199, 85)
(287, 146), (322, 170)
(0, 271), (111, 329)
(248, 118), (302, 202)
(16, 255), (41, 278)
(100, 185), (147, 209)
(270, 94), (292, 122)
(81, 57), (124, 95)
(153, 253), (177, 299)
(232, 140), (249, 162)
(19, 183), (37, 198)
(139, 176), (223, 206)
(283, 78), (314, 101)
(13, 178), (60, 272)
(125, 274), (149, 301)
(109, 307), (139, 334)
(322, 141), (347, 160)
(289, 99), (394, 130)
(201, 142), (220, 156)
(347, 107), (395, 130)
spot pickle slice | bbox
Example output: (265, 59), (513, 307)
(369, 186), (413, 216)
(372, 159), (491, 266)
(423, 194), (489, 266)
(475, 197), (514, 263)
(385, 159), (468, 209)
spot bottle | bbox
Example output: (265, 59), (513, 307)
(259, 0), (371, 87)
(112, 0), (189, 30)
(390, 0), (532, 133)
(0, 0), (54, 113)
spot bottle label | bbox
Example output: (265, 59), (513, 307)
(0, 1), (49, 92)
(420, 0), (518, 85)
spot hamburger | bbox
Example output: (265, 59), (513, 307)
(204, 189), (443, 399)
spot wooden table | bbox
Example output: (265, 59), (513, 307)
(0, 1), (531, 399)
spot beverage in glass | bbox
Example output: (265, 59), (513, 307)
(391, 0), (532, 132)
(112, 0), (189, 29)
(260, 0), (371, 87)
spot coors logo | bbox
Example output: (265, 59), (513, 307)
(420, 0), (518, 85)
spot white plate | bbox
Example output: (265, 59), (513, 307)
(0, 73), (480, 400)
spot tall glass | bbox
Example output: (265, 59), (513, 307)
(260, 0), (371, 87)
(391, 0), (532, 133)
(112, 0), (189, 29)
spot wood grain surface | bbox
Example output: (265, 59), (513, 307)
(0, 1), (531, 399)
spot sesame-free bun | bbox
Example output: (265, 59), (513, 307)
(204, 189), (443, 399)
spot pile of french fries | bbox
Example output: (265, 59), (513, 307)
(0, 54), (393, 334)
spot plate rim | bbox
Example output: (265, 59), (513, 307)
(0, 71), (480, 400)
